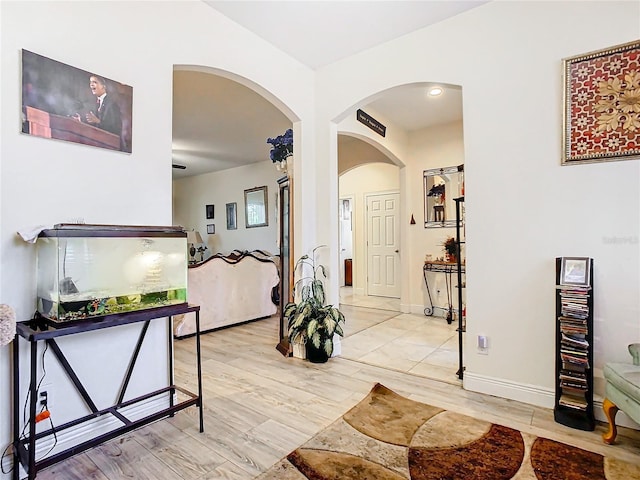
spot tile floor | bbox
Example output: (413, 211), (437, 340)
(339, 287), (462, 385)
(338, 286), (401, 312)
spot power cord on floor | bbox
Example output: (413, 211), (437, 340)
(36, 410), (58, 462)
(0, 443), (14, 474)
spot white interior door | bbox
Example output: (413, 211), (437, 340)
(366, 192), (400, 298)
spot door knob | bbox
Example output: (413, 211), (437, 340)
(395, 250), (399, 253)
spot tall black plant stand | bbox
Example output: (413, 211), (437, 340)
(454, 196), (465, 380)
(12, 303), (203, 480)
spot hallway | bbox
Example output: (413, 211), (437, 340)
(339, 287), (462, 384)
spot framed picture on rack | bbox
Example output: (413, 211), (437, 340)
(559, 257), (591, 287)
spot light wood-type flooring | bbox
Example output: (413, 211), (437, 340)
(36, 308), (640, 479)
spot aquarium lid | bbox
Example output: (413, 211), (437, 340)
(39, 224), (187, 238)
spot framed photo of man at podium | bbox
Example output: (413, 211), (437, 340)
(21, 49), (133, 153)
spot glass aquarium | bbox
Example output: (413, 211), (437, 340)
(36, 224), (188, 323)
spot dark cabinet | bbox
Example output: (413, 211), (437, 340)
(276, 175), (292, 356)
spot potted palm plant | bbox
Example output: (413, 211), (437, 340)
(283, 246), (346, 363)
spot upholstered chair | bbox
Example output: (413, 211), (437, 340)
(602, 344), (640, 444)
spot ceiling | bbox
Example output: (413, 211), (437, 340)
(173, 1), (485, 178)
(172, 70), (292, 178)
(204, 1), (488, 70)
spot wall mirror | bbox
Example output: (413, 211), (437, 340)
(244, 186), (268, 228)
(423, 164), (464, 228)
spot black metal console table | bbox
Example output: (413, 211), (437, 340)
(12, 303), (203, 479)
(423, 261), (465, 321)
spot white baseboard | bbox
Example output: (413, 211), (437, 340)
(332, 336), (342, 357)
(464, 371), (640, 431)
(464, 371), (555, 409)
(407, 304), (423, 315)
(4, 395), (170, 477)
(408, 304), (449, 317)
(410, 303), (458, 318)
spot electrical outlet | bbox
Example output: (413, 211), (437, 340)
(39, 391), (48, 408)
(39, 384), (53, 410)
(477, 335), (489, 355)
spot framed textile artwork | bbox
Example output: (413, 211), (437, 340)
(562, 40), (640, 165)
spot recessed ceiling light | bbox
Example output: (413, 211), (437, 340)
(428, 87), (443, 97)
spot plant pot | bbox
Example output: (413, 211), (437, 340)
(292, 340), (307, 359)
(306, 342), (329, 363)
(274, 157), (292, 175)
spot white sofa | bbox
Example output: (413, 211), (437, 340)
(173, 250), (279, 338)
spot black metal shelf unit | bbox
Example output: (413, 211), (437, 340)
(454, 196), (465, 380)
(553, 257), (595, 431)
(12, 303), (204, 480)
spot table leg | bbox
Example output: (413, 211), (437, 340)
(168, 316), (174, 414)
(27, 341), (38, 479)
(12, 334), (20, 480)
(195, 311), (204, 433)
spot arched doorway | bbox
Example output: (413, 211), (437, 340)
(171, 65), (300, 350)
(333, 83), (466, 383)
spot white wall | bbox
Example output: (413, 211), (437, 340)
(318, 0), (640, 408)
(173, 161), (283, 255)
(0, 1), (315, 473)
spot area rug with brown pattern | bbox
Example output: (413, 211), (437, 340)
(257, 383), (640, 480)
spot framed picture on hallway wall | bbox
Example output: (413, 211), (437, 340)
(226, 202), (237, 230)
(21, 49), (133, 153)
(562, 40), (640, 165)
